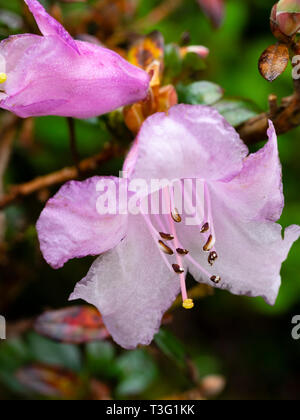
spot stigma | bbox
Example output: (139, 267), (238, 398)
(183, 299), (194, 309)
(0, 73), (7, 84)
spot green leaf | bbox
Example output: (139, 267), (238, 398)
(86, 342), (119, 379)
(177, 81), (223, 105)
(27, 333), (81, 372)
(182, 52), (206, 72)
(164, 44), (183, 82)
(192, 354), (222, 378)
(115, 349), (158, 397)
(213, 97), (260, 127)
(154, 328), (186, 368)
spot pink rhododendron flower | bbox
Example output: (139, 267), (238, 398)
(36, 105), (300, 349)
(0, 0), (149, 118)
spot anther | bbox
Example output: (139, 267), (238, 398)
(0, 73), (7, 84)
(182, 299), (194, 309)
(208, 251), (218, 266)
(159, 232), (174, 241)
(171, 208), (182, 223)
(158, 240), (174, 255)
(203, 234), (215, 252)
(200, 222), (209, 233)
(172, 264), (185, 274)
(210, 275), (221, 284)
(176, 248), (189, 255)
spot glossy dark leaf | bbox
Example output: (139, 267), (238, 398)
(34, 306), (110, 344)
(258, 43), (289, 82)
(154, 329), (186, 368)
(177, 81), (223, 105)
(115, 349), (158, 397)
(213, 97), (260, 127)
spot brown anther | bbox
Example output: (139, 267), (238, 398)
(172, 264), (185, 274)
(210, 275), (221, 284)
(208, 251), (218, 266)
(203, 235), (214, 252)
(159, 232), (174, 241)
(200, 222), (209, 233)
(158, 240), (174, 255)
(171, 208), (182, 223)
(176, 248), (189, 255)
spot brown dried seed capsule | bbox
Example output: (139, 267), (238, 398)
(159, 232), (174, 241)
(171, 208), (182, 223)
(158, 240), (174, 255)
(208, 251), (218, 266)
(203, 234), (214, 252)
(172, 264), (185, 274)
(176, 248), (189, 255)
(210, 275), (221, 284)
(200, 222), (209, 233)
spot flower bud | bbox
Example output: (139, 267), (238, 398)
(276, 0), (300, 36)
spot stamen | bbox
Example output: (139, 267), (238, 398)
(203, 234), (215, 251)
(159, 232), (174, 241)
(0, 73), (7, 84)
(171, 208), (182, 223)
(140, 211), (173, 271)
(172, 263), (185, 274)
(158, 240), (174, 255)
(208, 251), (218, 266)
(210, 275), (221, 284)
(200, 222), (209, 233)
(176, 248), (189, 255)
(204, 182), (216, 241)
(164, 187), (189, 305)
(182, 298), (194, 309)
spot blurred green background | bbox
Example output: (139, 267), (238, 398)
(0, 0), (299, 400)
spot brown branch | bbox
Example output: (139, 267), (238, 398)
(0, 114), (19, 240)
(238, 92), (300, 144)
(0, 143), (125, 210)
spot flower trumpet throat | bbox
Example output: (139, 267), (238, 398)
(141, 183), (221, 310)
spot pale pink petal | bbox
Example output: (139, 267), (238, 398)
(70, 214), (180, 349)
(123, 137), (138, 178)
(212, 121), (284, 222)
(36, 177), (128, 269)
(24, 0), (80, 53)
(131, 105), (248, 183)
(179, 184), (300, 305)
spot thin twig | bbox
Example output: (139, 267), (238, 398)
(0, 114), (19, 240)
(237, 92), (300, 144)
(0, 143), (125, 209)
(67, 117), (81, 176)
